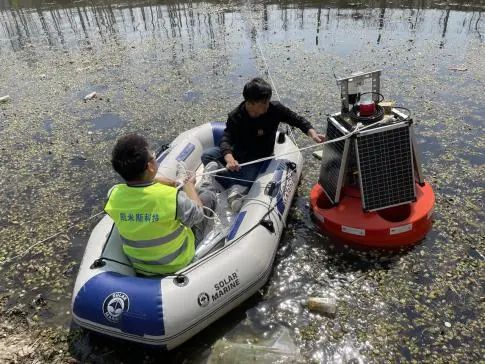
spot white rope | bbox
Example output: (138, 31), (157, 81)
(0, 211), (105, 266)
(3, 120), (381, 266)
(193, 119), (380, 180)
(202, 174), (255, 184)
(244, 2), (300, 147)
(202, 205), (220, 222)
(245, 2), (281, 102)
(1, 121), (373, 266)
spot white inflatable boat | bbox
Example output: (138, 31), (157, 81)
(71, 122), (303, 349)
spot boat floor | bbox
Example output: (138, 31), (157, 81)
(192, 163), (238, 260)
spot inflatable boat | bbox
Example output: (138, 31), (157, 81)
(71, 122), (303, 349)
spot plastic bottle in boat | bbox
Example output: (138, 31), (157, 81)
(194, 226), (230, 260)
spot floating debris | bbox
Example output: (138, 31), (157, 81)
(208, 328), (303, 363)
(0, 0), (482, 363)
(0, 95), (10, 103)
(83, 92), (97, 101)
(208, 340), (303, 363)
(448, 66), (468, 71)
(304, 297), (337, 317)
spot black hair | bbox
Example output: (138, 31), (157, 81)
(111, 133), (152, 181)
(242, 77), (272, 102)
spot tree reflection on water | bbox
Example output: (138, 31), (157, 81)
(0, 0), (482, 53)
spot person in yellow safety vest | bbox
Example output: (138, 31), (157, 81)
(105, 134), (218, 275)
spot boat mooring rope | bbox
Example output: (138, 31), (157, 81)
(193, 119), (377, 180)
(0, 211), (105, 266)
(0, 116), (385, 267)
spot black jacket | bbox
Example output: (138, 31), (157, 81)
(220, 101), (313, 162)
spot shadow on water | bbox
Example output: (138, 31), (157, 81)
(88, 112), (125, 130)
(43, 118), (54, 134)
(182, 89), (201, 102)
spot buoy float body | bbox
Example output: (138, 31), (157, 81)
(310, 183), (435, 250)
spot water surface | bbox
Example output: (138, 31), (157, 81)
(0, 0), (483, 362)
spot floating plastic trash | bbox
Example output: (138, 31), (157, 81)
(83, 91), (97, 101)
(305, 296), (337, 317)
(0, 95), (11, 103)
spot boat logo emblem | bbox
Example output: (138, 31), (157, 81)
(197, 292), (210, 307)
(102, 292), (130, 323)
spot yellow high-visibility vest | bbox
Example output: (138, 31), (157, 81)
(105, 183), (195, 275)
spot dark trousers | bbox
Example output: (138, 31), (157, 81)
(201, 147), (264, 190)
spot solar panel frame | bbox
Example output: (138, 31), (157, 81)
(336, 70), (382, 113)
(409, 124), (425, 185)
(355, 121), (416, 211)
(391, 108), (424, 185)
(318, 115), (351, 204)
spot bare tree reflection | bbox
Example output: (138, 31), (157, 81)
(475, 11), (482, 41)
(377, 7), (385, 44)
(0, 1), (482, 56)
(439, 9), (450, 49)
(316, 6), (321, 45)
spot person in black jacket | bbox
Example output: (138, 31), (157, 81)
(201, 77), (325, 211)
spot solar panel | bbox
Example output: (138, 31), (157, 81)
(318, 116), (350, 203)
(356, 122), (416, 211)
(392, 108), (424, 185)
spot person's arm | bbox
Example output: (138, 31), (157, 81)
(307, 128), (326, 143)
(176, 189), (205, 227)
(220, 117), (240, 171)
(183, 181), (203, 207)
(274, 102), (325, 143)
(219, 118), (235, 157)
(274, 101), (313, 132)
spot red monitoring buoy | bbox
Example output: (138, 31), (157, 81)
(310, 70), (435, 250)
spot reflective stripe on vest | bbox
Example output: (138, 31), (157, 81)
(127, 238), (188, 265)
(121, 225), (185, 248)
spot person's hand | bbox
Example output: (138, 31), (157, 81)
(224, 153), (240, 172)
(307, 128), (326, 143)
(183, 170), (196, 185)
(182, 176), (203, 207)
